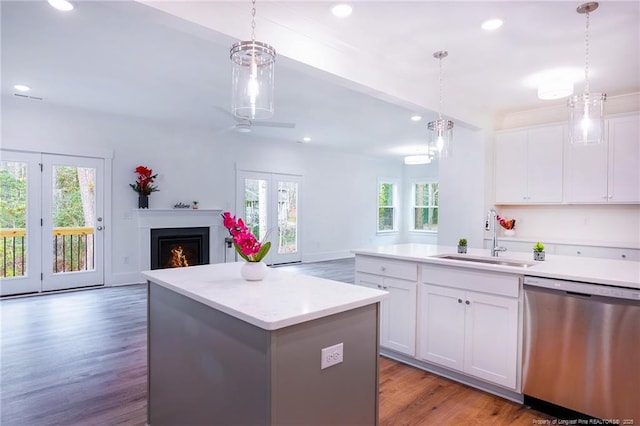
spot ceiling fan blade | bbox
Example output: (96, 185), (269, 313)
(251, 121), (296, 129)
(212, 105), (241, 123)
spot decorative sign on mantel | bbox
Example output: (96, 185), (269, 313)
(173, 202), (191, 209)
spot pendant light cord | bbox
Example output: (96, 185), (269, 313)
(584, 10), (590, 94)
(438, 56), (444, 121)
(251, 0), (257, 42)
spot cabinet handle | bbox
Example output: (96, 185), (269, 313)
(608, 195), (613, 199)
(602, 195), (607, 199)
(577, 251), (581, 255)
(377, 285), (382, 289)
(465, 300), (470, 305)
(381, 266), (386, 272)
(458, 298), (463, 303)
(621, 254), (626, 259)
(383, 286), (388, 290)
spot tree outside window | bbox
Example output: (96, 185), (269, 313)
(378, 181), (397, 232)
(413, 182), (438, 231)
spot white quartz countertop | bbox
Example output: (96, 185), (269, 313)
(352, 244), (640, 290)
(142, 262), (387, 331)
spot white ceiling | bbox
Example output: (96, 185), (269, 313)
(2, 1), (639, 160)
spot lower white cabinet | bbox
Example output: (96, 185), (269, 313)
(355, 272), (416, 356)
(418, 267), (520, 390)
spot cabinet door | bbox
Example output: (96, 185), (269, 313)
(608, 115), (640, 203)
(382, 277), (417, 356)
(463, 291), (518, 389)
(418, 284), (465, 371)
(527, 126), (564, 202)
(565, 127), (609, 203)
(495, 130), (528, 203)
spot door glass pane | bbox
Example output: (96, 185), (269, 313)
(244, 178), (268, 241)
(0, 161), (28, 278)
(51, 165), (96, 273)
(277, 181), (298, 254)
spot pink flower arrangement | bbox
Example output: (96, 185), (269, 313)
(497, 215), (516, 230)
(222, 212), (271, 262)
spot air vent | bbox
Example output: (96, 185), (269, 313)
(14, 93), (43, 101)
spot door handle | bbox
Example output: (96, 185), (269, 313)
(97, 226), (104, 231)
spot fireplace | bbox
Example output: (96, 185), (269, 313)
(150, 227), (210, 270)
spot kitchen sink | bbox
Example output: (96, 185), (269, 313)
(435, 254), (536, 268)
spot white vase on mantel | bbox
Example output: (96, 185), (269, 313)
(241, 261), (268, 281)
(504, 229), (516, 237)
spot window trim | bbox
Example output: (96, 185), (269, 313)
(377, 178), (399, 233)
(409, 180), (439, 233)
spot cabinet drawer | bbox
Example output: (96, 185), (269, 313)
(356, 256), (417, 281)
(355, 272), (383, 288)
(554, 244), (640, 261)
(421, 264), (520, 298)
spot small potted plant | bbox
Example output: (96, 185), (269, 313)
(192, 201), (199, 210)
(457, 238), (468, 254)
(533, 242), (545, 261)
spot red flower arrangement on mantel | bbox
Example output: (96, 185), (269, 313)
(222, 212), (271, 262)
(129, 165), (159, 196)
(497, 215), (516, 230)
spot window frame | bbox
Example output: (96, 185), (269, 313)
(377, 178), (399, 233)
(410, 180), (439, 233)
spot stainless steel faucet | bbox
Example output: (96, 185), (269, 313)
(487, 209), (507, 257)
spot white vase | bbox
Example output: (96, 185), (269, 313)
(241, 261), (268, 281)
(504, 229), (516, 237)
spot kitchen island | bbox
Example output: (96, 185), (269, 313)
(142, 262), (387, 426)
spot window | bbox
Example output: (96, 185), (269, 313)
(377, 180), (398, 232)
(412, 182), (438, 231)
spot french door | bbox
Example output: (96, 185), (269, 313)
(0, 151), (104, 296)
(236, 171), (302, 265)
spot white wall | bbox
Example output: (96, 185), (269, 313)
(2, 96), (404, 284)
(437, 127), (487, 249)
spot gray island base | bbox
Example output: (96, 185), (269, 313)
(144, 263), (386, 426)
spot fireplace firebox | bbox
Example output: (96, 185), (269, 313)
(150, 227), (210, 270)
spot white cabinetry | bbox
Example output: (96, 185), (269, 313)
(495, 125), (564, 204)
(355, 256), (417, 356)
(419, 265), (520, 389)
(566, 114), (640, 203)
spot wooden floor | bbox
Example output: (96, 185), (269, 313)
(1, 259), (552, 425)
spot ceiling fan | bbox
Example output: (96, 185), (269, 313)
(213, 106), (295, 133)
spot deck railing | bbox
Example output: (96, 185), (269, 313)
(0, 227), (95, 277)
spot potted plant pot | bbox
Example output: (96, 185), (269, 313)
(457, 239), (467, 254)
(534, 251), (545, 261)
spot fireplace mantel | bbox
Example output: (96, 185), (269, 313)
(137, 209), (223, 279)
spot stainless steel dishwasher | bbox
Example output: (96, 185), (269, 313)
(523, 277), (640, 421)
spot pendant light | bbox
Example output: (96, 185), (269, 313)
(568, 2), (606, 145)
(427, 51), (454, 158)
(230, 0), (276, 120)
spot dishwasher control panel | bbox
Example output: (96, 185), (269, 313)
(525, 276), (640, 301)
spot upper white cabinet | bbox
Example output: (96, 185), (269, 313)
(495, 125), (564, 204)
(566, 114), (640, 204)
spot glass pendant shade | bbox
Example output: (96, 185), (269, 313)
(568, 92), (606, 145)
(230, 40), (276, 120)
(427, 119), (454, 158)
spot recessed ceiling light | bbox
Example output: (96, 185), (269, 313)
(48, 0), (74, 12)
(404, 155), (432, 165)
(411, 114), (422, 122)
(14, 84), (31, 92)
(481, 18), (503, 31)
(303, 137), (311, 142)
(331, 4), (353, 18)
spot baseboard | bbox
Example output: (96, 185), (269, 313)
(106, 271), (145, 286)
